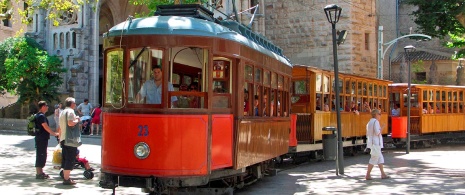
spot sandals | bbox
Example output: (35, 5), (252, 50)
(365, 176), (373, 180)
(382, 175), (391, 179)
(63, 178), (77, 185)
(36, 173), (50, 179)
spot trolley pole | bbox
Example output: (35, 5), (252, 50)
(324, 4), (344, 175)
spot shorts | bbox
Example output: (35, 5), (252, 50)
(61, 141), (78, 170)
(369, 153), (385, 165)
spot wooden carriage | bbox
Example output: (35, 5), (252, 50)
(290, 65), (391, 152)
(389, 83), (465, 136)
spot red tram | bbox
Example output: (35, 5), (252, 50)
(99, 5), (292, 194)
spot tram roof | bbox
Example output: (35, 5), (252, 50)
(389, 83), (465, 89)
(105, 16), (292, 67)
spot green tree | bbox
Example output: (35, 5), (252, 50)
(406, 0), (465, 58)
(0, 0), (94, 26)
(130, 0), (207, 15)
(0, 37), (66, 111)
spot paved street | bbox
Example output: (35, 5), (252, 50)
(1, 131), (465, 194)
(0, 132), (145, 195)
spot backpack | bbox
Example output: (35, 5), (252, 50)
(27, 114), (38, 136)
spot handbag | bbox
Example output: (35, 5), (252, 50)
(370, 120), (382, 157)
(64, 122), (82, 147)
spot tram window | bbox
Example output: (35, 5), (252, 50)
(244, 83), (252, 116)
(264, 71), (270, 86)
(436, 91), (440, 101)
(263, 87), (270, 116)
(363, 83), (367, 96)
(442, 91), (446, 101)
(128, 48), (150, 104)
(368, 83), (373, 96)
(316, 74), (322, 92)
(271, 89), (276, 116)
(255, 68), (262, 83)
(254, 85), (261, 116)
(423, 91), (428, 101)
(212, 58), (231, 108)
(316, 93), (322, 111)
(171, 47), (207, 109)
(271, 73), (277, 89)
(322, 94), (330, 111)
(294, 80), (307, 94)
(351, 81), (356, 95)
(245, 65), (253, 81)
(130, 48), (169, 105)
(105, 49), (124, 105)
(374, 84), (378, 97)
(460, 91), (464, 101)
(357, 82), (362, 95)
(345, 80), (350, 94)
(323, 75), (329, 93)
(278, 75), (283, 90)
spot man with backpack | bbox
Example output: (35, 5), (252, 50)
(35, 101), (59, 179)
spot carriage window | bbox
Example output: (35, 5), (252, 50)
(105, 49), (124, 105)
(323, 75), (329, 93)
(294, 80), (307, 94)
(245, 65), (253, 81)
(170, 47), (207, 108)
(212, 58), (231, 108)
(357, 82), (362, 95)
(316, 74), (322, 92)
(374, 84), (378, 97)
(271, 72), (277, 89)
(255, 68), (262, 83)
(264, 71), (270, 86)
(345, 80), (350, 94)
(278, 75), (284, 90)
(129, 48), (165, 105)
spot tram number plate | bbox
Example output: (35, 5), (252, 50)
(138, 125), (149, 136)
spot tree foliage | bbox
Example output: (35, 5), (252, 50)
(130, 0), (207, 15)
(0, 37), (66, 107)
(2, 0), (93, 26)
(406, 0), (465, 58)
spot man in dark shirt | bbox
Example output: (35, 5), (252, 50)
(35, 101), (59, 179)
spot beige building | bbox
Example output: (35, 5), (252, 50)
(262, 1), (378, 78)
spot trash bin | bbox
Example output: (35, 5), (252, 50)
(322, 127), (337, 160)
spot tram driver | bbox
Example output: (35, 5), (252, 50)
(136, 66), (178, 106)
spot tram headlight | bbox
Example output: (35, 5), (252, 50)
(134, 142), (150, 159)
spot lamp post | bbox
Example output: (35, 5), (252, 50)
(404, 45), (415, 154)
(324, 4), (344, 175)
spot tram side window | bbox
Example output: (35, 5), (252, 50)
(171, 47), (207, 109)
(212, 58), (231, 108)
(105, 49), (124, 105)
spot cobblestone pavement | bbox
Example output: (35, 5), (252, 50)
(237, 145), (465, 195)
(2, 131), (465, 195)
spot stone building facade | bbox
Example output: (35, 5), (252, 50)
(262, 0), (378, 78)
(382, 2), (457, 84)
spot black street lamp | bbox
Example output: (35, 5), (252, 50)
(324, 4), (344, 175)
(404, 45), (415, 154)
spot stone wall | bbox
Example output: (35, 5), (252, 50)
(0, 1), (26, 42)
(263, 0), (377, 78)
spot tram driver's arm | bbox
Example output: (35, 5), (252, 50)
(136, 84), (146, 103)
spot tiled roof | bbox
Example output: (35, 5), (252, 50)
(392, 51), (451, 63)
